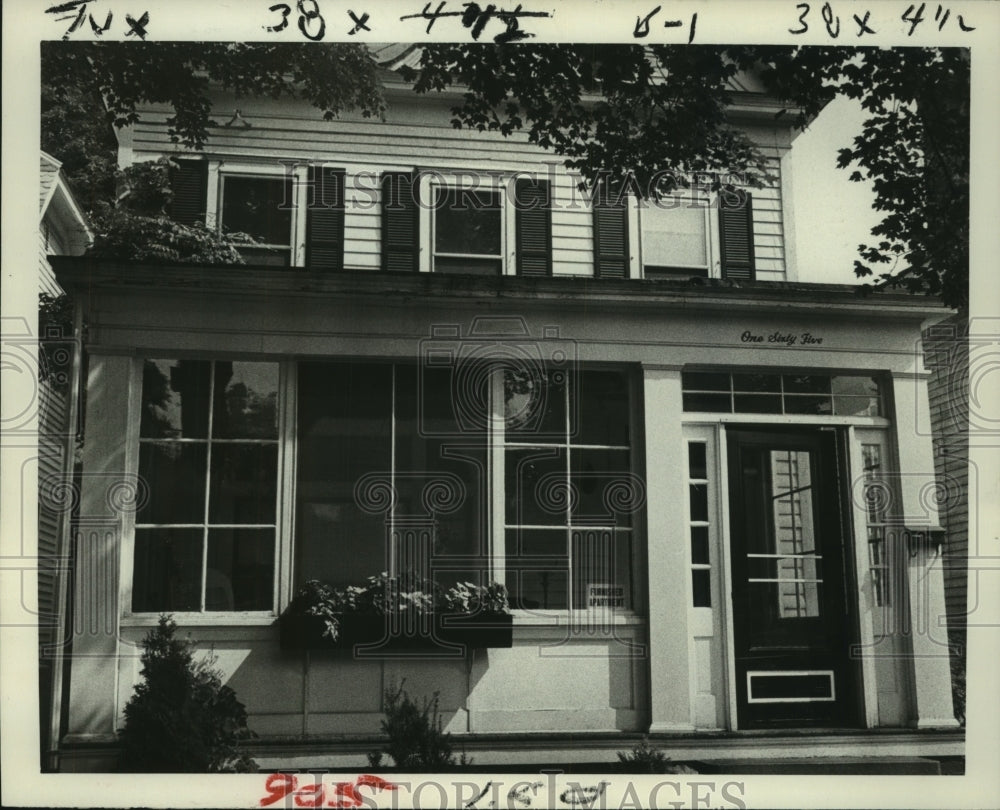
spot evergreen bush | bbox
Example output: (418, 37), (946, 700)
(118, 616), (257, 772)
(367, 681), (472, 771)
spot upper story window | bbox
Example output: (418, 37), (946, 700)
(170, 158), (346, 270)
(433, 186), (503, 275)
(219, 174), (293, 266)
(640, 193), (712, 279)
(592, 181), (756, 281)
(383, 171), (551, 277)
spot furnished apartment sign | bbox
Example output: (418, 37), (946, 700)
(586, 584), (625, 609)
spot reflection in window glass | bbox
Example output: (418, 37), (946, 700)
(221, 175), (292, 246)
(505, 368), (634, 611)
(766, 449), (820, 618)
(296, 363), (487, 594)
(682, 371), (883, 416)
(434, 187), (502, 274)
(133, 359), (279, 613)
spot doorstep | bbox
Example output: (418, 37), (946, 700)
(691, 755), (956, 775)
(247, 728), (965, 773)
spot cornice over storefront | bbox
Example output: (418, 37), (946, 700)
(52, 256), (948, 325)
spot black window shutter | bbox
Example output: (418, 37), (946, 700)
(515, 178), (552, 277)
(169, 159), (207, 227)
(719, 190), (755, 280)
(592, 183), (629, 279)
(306, 166), (345, 271)
(381, 170), (419, 272)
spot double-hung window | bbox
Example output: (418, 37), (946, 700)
(383, 171), (552, 276)
(218, 173), (294, 266)
(432, 185), (504, 275)
(640, 190), (713, 279)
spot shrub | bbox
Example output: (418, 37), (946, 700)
(118, 616), (257, 772)
(616, 740), (693, 774)
(368, 681), (471, 771)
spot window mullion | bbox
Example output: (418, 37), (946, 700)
(565, 372), (573, 609)
(201, 362), (216, 613)
(389, 364), (397, 579)
(491, 368), (506, 591)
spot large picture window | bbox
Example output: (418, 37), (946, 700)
(133, 359), (280, 613)
(296, 362), (487, 591)
(295, 361), (637, 613)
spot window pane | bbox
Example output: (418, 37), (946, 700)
(140, 359), (211, 438)
(784, 394), (833, 415)
(682, 371), (730, 392)
(641, 201), (708, 269)
(221, 176), (292, 246)
(689, 483), (708, 522)
(832, 375), (881, 396)
(136, 443), (207, 524)
(682, 392), (731, 412)
(505, 367), (567, 439)
(571, 449), (633, 525)
(733, 373), (782, 393)
(690, 526), (710, 564)
(505, 448), (567, 526)
(414, 364), (487, 436)
(692, 569), (711, 607)
(783, 374), (832, 394)
(434, 188), (501, 256)
(132, 528), (203, 612)
(233, 245), (291, 267)
(206, 528), (274, 610)
(688, 443), (707, 480)
(208, 444), (278, 524)
(433, 256), (502, 275)
(834, 395), (881, 416)
(505, 556), (569, 611)
(576, 370), (630, 446)
(212, 362), (279, 439)
(395, 365), (486, 561)
(733, 393), (782, 414)
(572, 529), (631, 610)
(511, 528), (567, 557)
(295, 363), (392, 587)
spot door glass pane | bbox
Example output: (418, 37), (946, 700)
(767, 449), (821, 618)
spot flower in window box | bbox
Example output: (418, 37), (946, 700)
(280, 573), (512, 651)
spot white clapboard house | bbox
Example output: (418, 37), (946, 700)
(49, 46), (962, 772)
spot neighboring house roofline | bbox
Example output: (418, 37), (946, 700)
(40, 151), (93, 251)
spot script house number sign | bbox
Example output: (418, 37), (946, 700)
(740, 329), (825, 346)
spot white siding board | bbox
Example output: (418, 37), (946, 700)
(133, 103), (789, 280)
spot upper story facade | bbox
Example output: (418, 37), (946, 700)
(117, 58), (797, 285)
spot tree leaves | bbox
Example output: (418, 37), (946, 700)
(41, 43), (968, 308)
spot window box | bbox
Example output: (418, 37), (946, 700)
(278, 576), (514, 652)
(278, 611), (514, 651)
